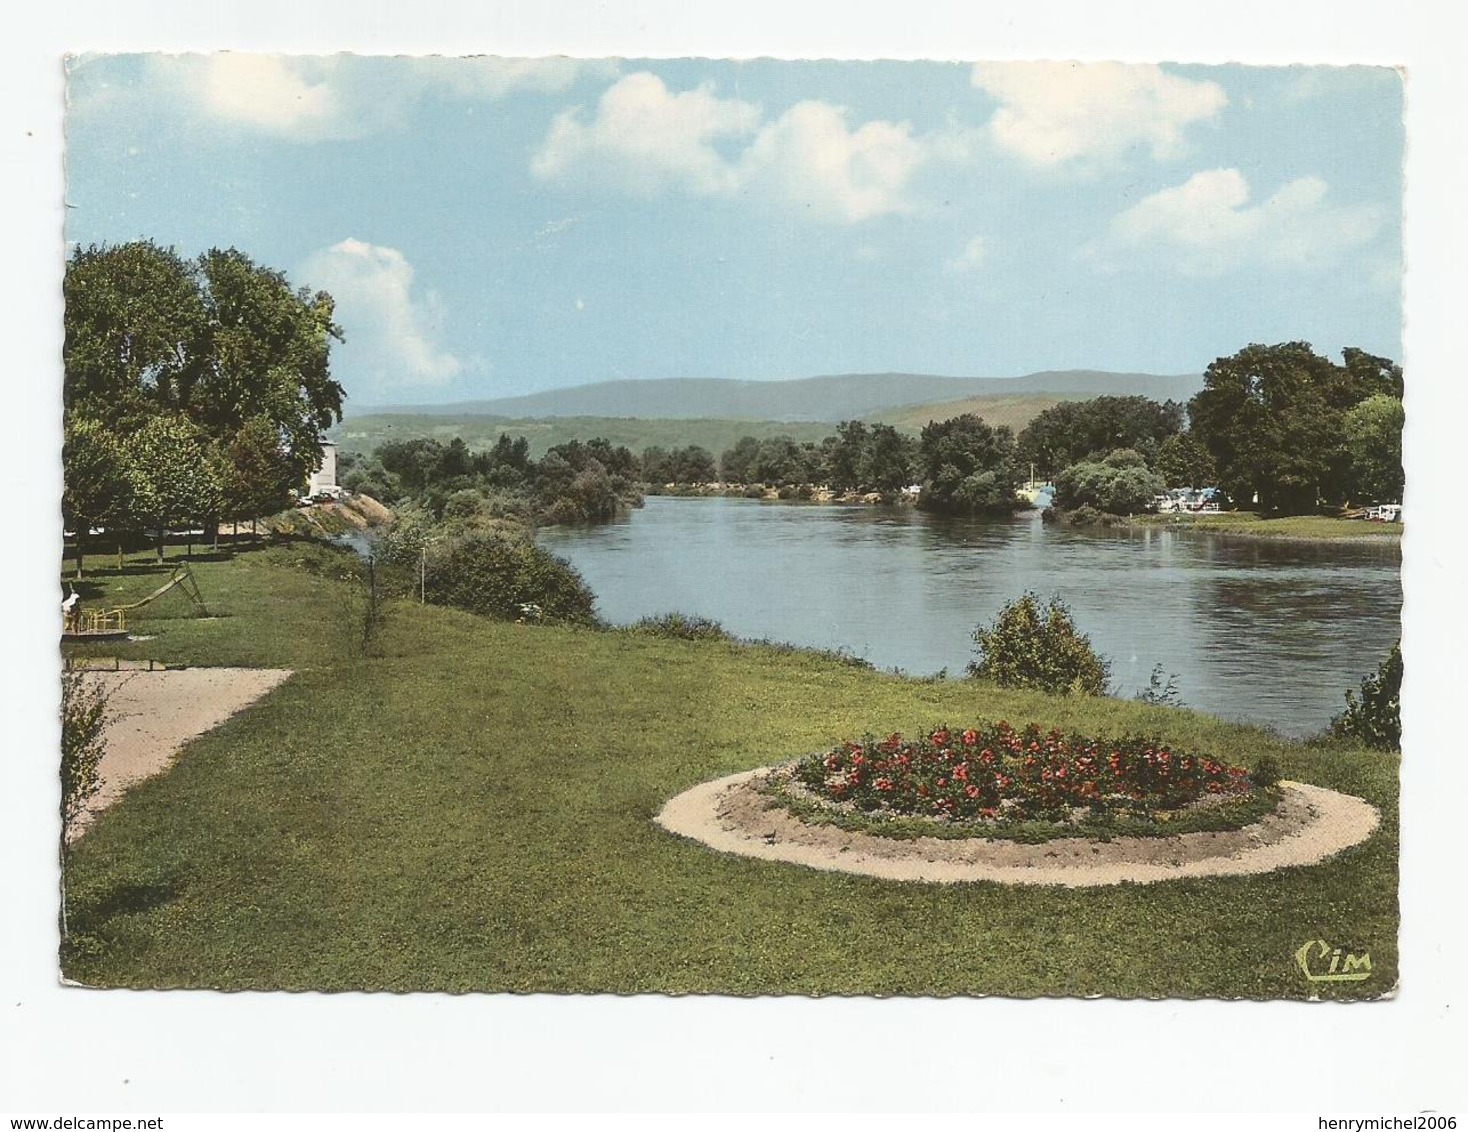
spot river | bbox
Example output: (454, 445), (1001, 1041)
(537, 496), (1402, 738)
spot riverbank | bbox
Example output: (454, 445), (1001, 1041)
(1048, 507), (1402, 544)
(539, 495), (1401, 737)
(646, 481), (917, 504)
(59, 542), (1397, 998)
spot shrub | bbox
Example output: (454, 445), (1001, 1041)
(1135, 663), (1184, 707)
(60, 671), (110, 843)
(442, 488), (487, 522)
(1054, 453), (1165, 514)
(629, 612), (732, 641)
(267, 540), (364, 582)
(791, 723), (1253, 823)
(1331, 641), (1402, 751)
(1250, 754), (1282, 788)
(968, 592), (1111, 695)
(422, 532), (597, 625)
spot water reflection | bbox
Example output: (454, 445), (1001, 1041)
(537, 496), (1401, 737)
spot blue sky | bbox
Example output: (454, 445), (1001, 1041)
(64, 56), (1402, 408)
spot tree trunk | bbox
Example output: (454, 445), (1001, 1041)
(73, 530), (84, 580)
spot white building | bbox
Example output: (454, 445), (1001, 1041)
(307, 441), (339, 498)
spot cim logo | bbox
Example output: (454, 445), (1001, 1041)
(1295, 939), (1372, 983)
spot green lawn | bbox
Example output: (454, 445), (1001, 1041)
(60, 543), (1398, 997)
(1130, 511), (1402, 542)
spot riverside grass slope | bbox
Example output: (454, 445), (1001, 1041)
(59, 543), (1398, 998)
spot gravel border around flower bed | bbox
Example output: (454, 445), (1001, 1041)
(654, 768), (1379, 887)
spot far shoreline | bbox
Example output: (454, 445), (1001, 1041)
(1103, 512), (1402, 547)
(639, 486), (1402, 547)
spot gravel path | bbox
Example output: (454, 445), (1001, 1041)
(69, 668), (293, 841)
(654, 768), (1380, 887)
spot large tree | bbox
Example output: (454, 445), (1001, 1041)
(917, 414), (1025, 515)
(1154, 431), (1218, 490)
(192, 248), (345, 489)
(718, 435), (762, 483)
(217, 415), (302, 534)
(1016, 395), (1184, 480)
(827, 420), (870, 492)
(862, 423), (918, 493)
(1342, 393), (1405, 503)
(122, 414), (225, 560)
(61, 416), (131, 577)
(63, 241), (345, 536)
(1187, 342), (1400, 514)
(63, 241), (206, 425)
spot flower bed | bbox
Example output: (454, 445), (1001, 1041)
(783, 722), (1265, 835)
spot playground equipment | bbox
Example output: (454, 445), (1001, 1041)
(62, 562), (208, 641)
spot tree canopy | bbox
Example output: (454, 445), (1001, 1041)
(1016, 396), (1184, 480)
(1187, 342), (1402, 513)
(1154, 432), (1218, 490)
(1342, 393), (1406, 504)
(1053, 449), (1167, 514)
(917, 413), (1025, 515)
(63, 240), (346, 559)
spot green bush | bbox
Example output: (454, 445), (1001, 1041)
(1054, 451), (1165, 514)
(1250, 754), (1283, 788)
(968, 591), (1111, 695)
(442, 488), (487, 522)
(265, 541), (364, 583)
(629, 612), (732, 641)
(421, 532), (597, 625)
(60, 671), (109, 842)
(1331, 642), (1402, 751)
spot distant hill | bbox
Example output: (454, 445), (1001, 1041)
(865, 393), (1070, 435)
(358, 369), (1204, 424)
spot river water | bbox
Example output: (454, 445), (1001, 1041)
(537, 496), (1402, 738)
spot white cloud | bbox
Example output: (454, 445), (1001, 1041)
(301, 239), (463, 391)
(532, 72), (759, 195)
(531, 72), (947, 222)
(411, 56), (614, 101)
(135, 54), (611, 142)
(1088, 168), (1385, 276)
(202, 56), (350, 138)
(971, 62), (1226, 171)
(947, 235), (988, 272)
(741, 100), (930, 222)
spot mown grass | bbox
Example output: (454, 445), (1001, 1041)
(1130, 512), (1402, 542)
(59, 543), (1398, 998)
